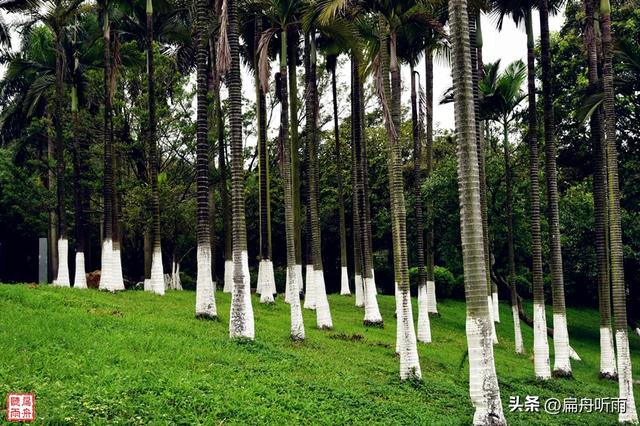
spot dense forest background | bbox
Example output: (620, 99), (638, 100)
(0, 0), (637, 310)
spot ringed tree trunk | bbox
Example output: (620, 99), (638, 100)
(278, 30), (305, 340)
(540, 0), (572, 377)
(71, 53), (87, 289)
(255, 16), (275, 304)
(411, 67), (430, 342)
(350, 57), (364, 308)
(219, 83), (233, 293)
(601, 0), (638, 421)
(99, 5), (124, 291)
(307, 33), (332, 330)
(53, 31), (70, 287)
(354, 55), (382, 327)
(227, 0), (254, 339)
(425, 48), (438, 315)
(378, 21), (421, 380)
(302, 36), (315, 309)
(585, 0), (616, 379)
(503, 118), (523, 354)
(524, 9), (551, 379)
(449, 0), (505, 421)
(194, 0), (217, 318)
(146, 0), (165, 295)
(330, 58), (350, 296)
(288, 28), (303, 300)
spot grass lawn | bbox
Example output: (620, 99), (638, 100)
(0, 284), (638, 424)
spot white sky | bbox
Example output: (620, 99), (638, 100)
(0, 8), (565, 136)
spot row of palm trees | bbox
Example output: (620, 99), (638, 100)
(2, 0), (635, 422)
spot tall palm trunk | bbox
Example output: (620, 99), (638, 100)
(503, 118), (523, 354)
(302, 37), (315, 309)
(146, 0), (164, 295)
(585, 0), (616, 379)
(449, 0), (505, 421)
(331, 62), (350, 296)
(412, 68), (430, 343)
(601, 0), (638, 421)
(52, 30), (70, 287)
(425, 48), (437, 315)
(306, 33), (332, 329)
(288, 29), (303, 298)
(539, 0), (571, 377)
(524, 10), (551, 379)
(378, 21), (421, 379)
(228, 0), (254, 339)
(219, 77), (232, 293)
(99, 4), (124, 291)
(194, 0), (217, 318)
(256, 17), (275, 303)
(278, 30), (305, 340)
(351, 56), (364, 308)
(354, 55), (382, 327)
(71, 54), (87, 289)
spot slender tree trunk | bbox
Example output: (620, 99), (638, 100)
(195, 0), (217, 318)
(256, 16), (275, 303)
(503, 119), (523, 354)
(146, 0), (164, 295)
(47, 124), (58, 283)
(540, 0), (572, 377)
(279, 30), (305, 340)
(52, 31), (70, 287)
(302, 37), (315, 309)
(412, 67), (430, 343)
(378, 21), (421, 379)
(351, 55), (364, 308)
(601, 0), (638, 421)
(449, 0), (505, 421)
(71, 55), (87, 289)
(524, 10), (551, 379)
(585, 0), (616, 379)
(332, 65), (350, 296)
(228, 0), (254, 339)
(99, 5), (123, 291)
(425, 49), (438, 315)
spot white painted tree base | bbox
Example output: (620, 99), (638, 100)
(552, 313), (572, 376)
(512, 305), (523, 354)
(354, 274), (364, 307)
(615, 329), (638, 424)
(99, 239), (125, 291)
(569, 346), (581, 361)
(169, 261), (183, 290)
(229, 251), (254, 339)
(599, 326), (617, 378)
(492, 291), (500, 322)
(223, 260), (233, 293)
(53, 238), (70, 287)
(426, 280), (438, 314)
(287, 265), (305, 340)
(533, 303), (551, 379)
(73, 251), (87, 289)
(398, 286), (421, 380)
(339, 266), (350, 295)
(258, 260), (275, 303)
(149, 247), (165, 295)
(395, 282), (401, 354)
(417, 284), (431, 343)
(303, 264), (315, 309)
(487, 296), (498, 344)
(313, 269), (332, 329)
(195, 244), (217, 318)
(112, 246), (125, 290)
(467, 315), (506, 425)
(363, 276), (383, 326)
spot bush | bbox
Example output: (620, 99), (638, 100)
(179, 271), (195, 291)
(408, 265), (462, 299)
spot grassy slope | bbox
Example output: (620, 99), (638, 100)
(0, 284), (638, 425)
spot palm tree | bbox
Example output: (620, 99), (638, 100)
(194, 0), (217, 318)
(539, 0), (572, 377)
(223, 0), (254, 339)
(449, 0), (505, 420)
(491, 0), (551, 378)
(98, 0), (125, 291)
(145, 0), (165, 295)
(583, 0), (615, 379)
(479, 59), (527, 354)
(600, 0), (638, 420)
(257, 0), (305, 338)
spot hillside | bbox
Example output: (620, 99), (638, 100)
(0, 284), (638, 425)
